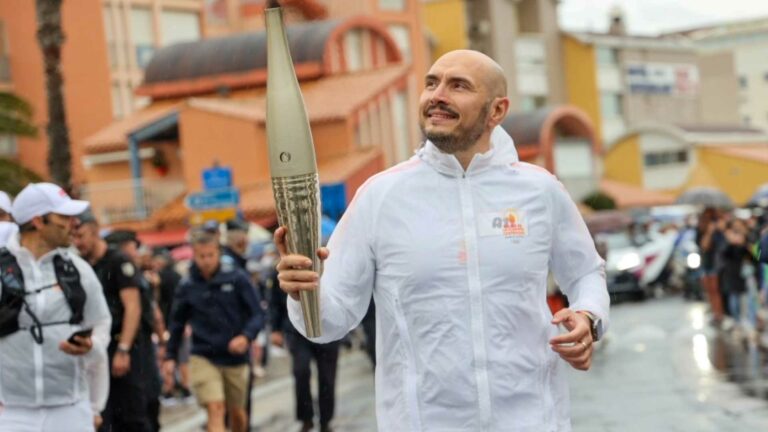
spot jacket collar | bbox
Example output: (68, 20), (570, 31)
(417, 125), (519, 177)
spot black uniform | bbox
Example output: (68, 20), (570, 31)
(271, 278), (339, 430)
(93, 248), (151, 432)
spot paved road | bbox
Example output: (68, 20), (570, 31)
(161, 296), (768, 431)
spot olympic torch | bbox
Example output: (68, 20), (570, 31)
(265, 7), (322, 337)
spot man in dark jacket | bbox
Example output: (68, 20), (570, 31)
(163, 230), (264, 432)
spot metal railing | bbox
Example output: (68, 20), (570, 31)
(80, 179), (185, 224)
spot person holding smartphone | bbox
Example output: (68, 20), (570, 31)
(0, 183), (111, 432)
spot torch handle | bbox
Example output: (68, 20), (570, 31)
(272, 173), (322, 338)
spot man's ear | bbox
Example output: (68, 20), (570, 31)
(30, 215), (46, 231)
(489, 97), (510, 127)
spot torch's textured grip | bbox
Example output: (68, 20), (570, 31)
(272, 173), (322, 338)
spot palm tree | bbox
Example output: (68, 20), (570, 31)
(35, 0), (71, 188)
(0, 91), (37, 137)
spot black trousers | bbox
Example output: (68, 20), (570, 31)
(361, 299), (376, 367)
(286, 332), (340, 427)
(100, 337), (152, 432)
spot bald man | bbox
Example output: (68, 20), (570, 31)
(275, 50), (609, 432)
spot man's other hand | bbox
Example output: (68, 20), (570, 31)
(274, 227), (329, 301)
(228, 335), (250, 355)
(549, 308), (594, 371)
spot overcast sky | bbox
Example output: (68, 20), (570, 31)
(558, 0), (768, 35)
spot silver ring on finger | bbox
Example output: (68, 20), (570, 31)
(580, 340), (589, 350)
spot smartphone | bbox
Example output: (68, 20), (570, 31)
(67, 328), (93, 346)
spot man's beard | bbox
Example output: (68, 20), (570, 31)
(421, 102), (490, 154)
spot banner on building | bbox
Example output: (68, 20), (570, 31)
(626, 63), (699, 96)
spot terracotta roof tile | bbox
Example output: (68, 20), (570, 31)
(83, 103), (181, 154)
(86, 65), (409, 155)
(188, 64), (409, 123)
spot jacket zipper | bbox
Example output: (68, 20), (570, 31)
(458, 174), (492, 430)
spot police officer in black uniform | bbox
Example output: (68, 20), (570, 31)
(73, 212), (151, 432)
(270, 280), (339, 432)
(105, 230), (163, 432)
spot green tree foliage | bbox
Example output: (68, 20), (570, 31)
(0, 92), (37, 137)
(582, 191), (617, 211)
(0, 158), (44, 195)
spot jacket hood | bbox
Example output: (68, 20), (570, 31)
(417, 125), (519, 177)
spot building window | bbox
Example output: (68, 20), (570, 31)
(0, 20), (9, 82)
(387, 25), (411, 63)
(379, 0), (405, 11)
(0, 135), (17, 157)
(111, 84), (124, 119)
(739, 75), (748, 89)
(596, 47), (619, 66)
(600, 92), (623, 118)
(103, 7), (117, 69)
(521, 96), (546, 112)
(130, 7), (155, 69)
(343, 30), (363, 72)
(644, 150), (688, 167)
(161, 10), (201, 46)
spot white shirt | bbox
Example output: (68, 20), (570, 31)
(0, 244), (111, 408)
(0, 221), (19, 248)
(288, 126), (610, 432)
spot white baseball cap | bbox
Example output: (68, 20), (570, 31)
(0, 191), (11, 213)
(12, 183), (90, 224)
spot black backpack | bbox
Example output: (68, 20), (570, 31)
(0, 248), (86, 343)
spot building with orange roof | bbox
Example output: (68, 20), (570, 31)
(81, 16), (411, 238)
(604, 123), (768, 206)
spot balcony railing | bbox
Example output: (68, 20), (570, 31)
(80, 179), (185, 224)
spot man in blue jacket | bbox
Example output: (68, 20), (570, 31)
(163, 230), (264, 432)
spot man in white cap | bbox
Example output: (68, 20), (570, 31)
(0, 183), (111, 431)
(0, 190), (18, 247)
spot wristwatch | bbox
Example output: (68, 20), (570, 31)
(577, 311), (603, 342)
(117, 343), (131, 354)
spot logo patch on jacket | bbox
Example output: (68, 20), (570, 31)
(121, 262), (135, 277)
(221, 283), (234, 293)
(478, 210), (527, 238)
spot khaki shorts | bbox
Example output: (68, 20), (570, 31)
(189, 355), (249, 408)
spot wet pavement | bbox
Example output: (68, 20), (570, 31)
(161, 296), (768, 431)
(570, 296), (768, 431)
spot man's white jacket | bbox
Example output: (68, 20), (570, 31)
(0, 245), (111, 408)
(288, 126), (610, 432)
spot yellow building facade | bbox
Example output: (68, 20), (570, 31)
(603, 124), (768, 206)
(421, 0), (468, 61)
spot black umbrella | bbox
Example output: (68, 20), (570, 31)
(748, 183), (768, 207)
(675, 187), (734, 208)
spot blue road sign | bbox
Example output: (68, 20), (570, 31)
(202, 167), (233, 190)
(185, 188), (240, 210)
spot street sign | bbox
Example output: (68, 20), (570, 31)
(202, 166), (233, 190)
(185, 188), (240, 210)
(190, 208), (237, 225)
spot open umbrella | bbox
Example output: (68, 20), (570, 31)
(675, 187), (733, 208)
(748, 183), (768, 207)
